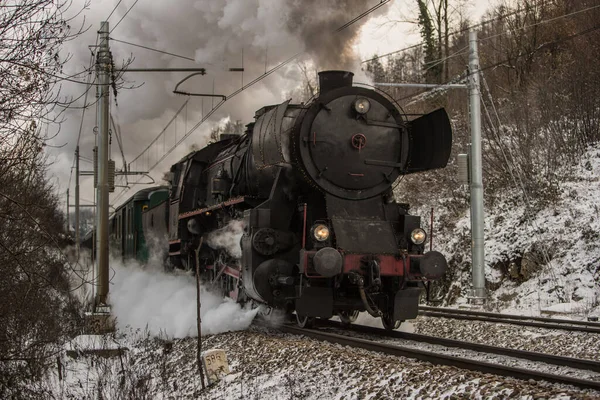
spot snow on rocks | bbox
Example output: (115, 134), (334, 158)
(51, 326), (600, 399)
(414, 143), (600, 318)
(412, 315), (600, 362)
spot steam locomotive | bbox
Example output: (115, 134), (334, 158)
(109, 70), (453, 329)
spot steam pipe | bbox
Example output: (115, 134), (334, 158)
(302, 203), (307, 249)
(430, 207), (434, 252)
(353, 274), (382, 317)
(318, 70), (354, 94)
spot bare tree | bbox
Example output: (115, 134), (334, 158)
(208, 119), (244, 143)
(0, 1), (88, 397)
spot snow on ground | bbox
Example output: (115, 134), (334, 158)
(411, 316), (600, 361)
(48, 325), (599, 399)
(39, 146), (600, 398)
(422, 143), (600, 318)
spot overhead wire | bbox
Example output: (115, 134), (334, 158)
(111, 0), (392, 205)
(336, 0), (391, 32)
(110, 0), (141, 33)
(105, 0), (124, 22)
(477, 24), (600, 75)
(390, 16), (600, 104)
(479, 3), (600, 44)
(109, 37), (196, 61)
(140, 0), (390, 171)
(128, 99), (190, 166)
(67, 50), (96, 192)
(359, 0), (539, 64)
(110, 111), (128, 181)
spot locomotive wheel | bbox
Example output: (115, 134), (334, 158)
(296, 314), (315, 328)
(338, 310), (360, 325)
(381, 314), (401, 330)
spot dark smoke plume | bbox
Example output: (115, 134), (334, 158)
(287, 0), (371, 70)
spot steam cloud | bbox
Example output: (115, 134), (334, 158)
(68, 231), (258, 338)
(53, 1), (381, 202)
(206, 219), (245, 259)
(108, 256), (259, 338)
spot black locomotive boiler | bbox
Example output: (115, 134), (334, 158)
(163, 70), (452, 329)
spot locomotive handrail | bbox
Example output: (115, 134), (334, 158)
(363, 119), (402, 128)
(364, 159), (402, 168)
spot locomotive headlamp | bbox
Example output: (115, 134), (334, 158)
(312, 224), (330, 242)
(410, 228), (427, 245)
(354, 98), (371, 114)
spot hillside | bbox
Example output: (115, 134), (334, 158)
(415, 143), (600, 318)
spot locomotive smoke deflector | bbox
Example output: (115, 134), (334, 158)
(318, 70), (354, 95)
(405, 108), (453, 173)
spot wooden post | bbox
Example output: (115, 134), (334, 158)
(195, 237), (206, 389)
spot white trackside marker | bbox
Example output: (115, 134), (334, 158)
(202, 349), (230, 385)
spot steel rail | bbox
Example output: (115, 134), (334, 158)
(420, 306), (600, 327)
(319, 320), (600, 373)
(280, 324), (600, 391)
(418, 307), (600, 334)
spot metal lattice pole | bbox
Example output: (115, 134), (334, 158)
(95, 21), (110, 308)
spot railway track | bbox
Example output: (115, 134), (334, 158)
(418, 306), (600, 334)
(278, 321), (600, 391)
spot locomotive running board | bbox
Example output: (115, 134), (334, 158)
(178, 196), (247, 220)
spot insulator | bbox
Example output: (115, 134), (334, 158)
(108, 159), (115, 192)
(93, 146), (98, 188)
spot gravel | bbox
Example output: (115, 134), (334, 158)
(52, 316), (600, 399)
(411, 315), (600, 361)
(96, 326), (600, 399)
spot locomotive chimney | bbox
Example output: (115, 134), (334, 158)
(318, 70), (354, 95)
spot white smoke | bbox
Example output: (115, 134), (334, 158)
(206, 219), (245, 259)
(52, 1), (383, 204)
(67, 235), (258, 338)
(66, 246), (96, 306)
(108, 257), (259, 338)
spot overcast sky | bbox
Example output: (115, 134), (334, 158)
(50, 0), (496, 213)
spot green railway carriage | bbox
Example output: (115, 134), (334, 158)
(109, 186), (169, 263)
(141, 188), (170, 251)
